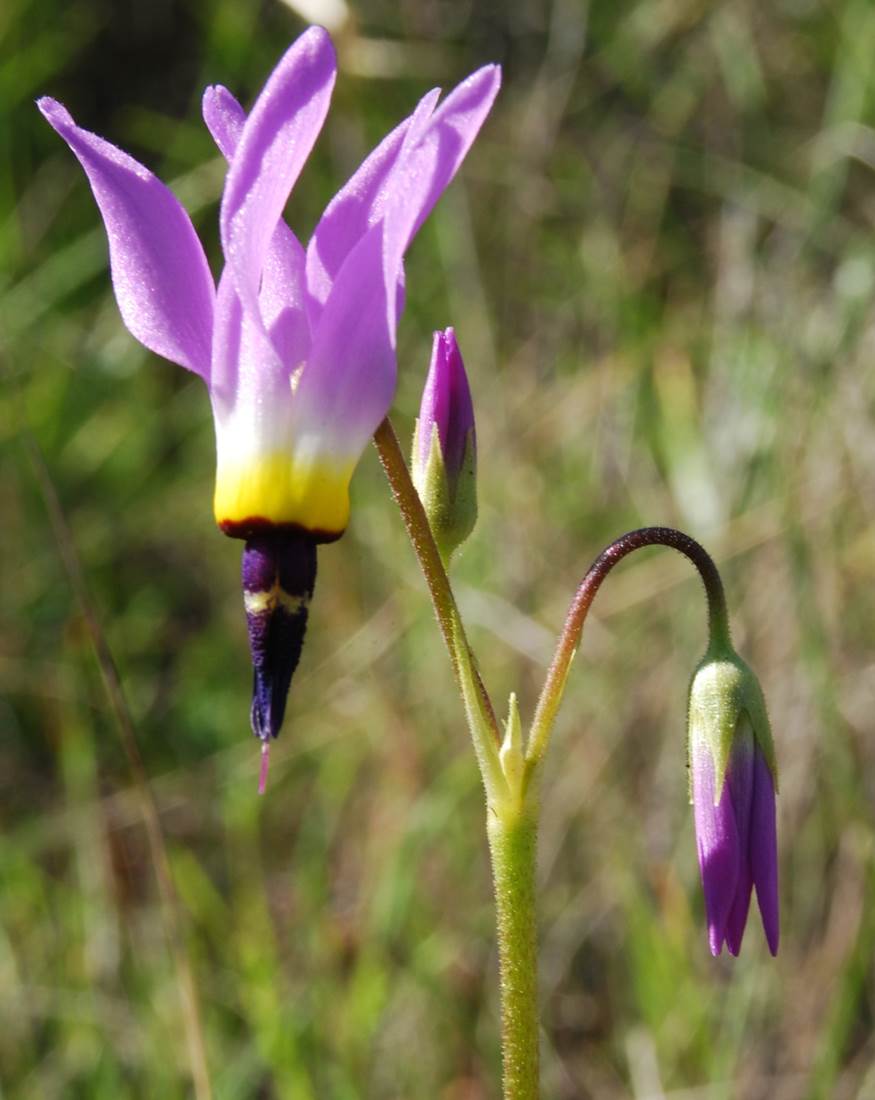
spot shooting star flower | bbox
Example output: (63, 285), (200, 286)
(39, 27), (500, 779)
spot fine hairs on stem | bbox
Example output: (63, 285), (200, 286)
(373, 417), (501, 744)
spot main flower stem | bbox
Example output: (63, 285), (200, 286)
(373, 417), (500, 743)
(375, 416), (541, 1096)
(488, 803), (540, 1100)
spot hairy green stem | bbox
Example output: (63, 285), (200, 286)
(488, 804), (540, 1100)
(373, 417), (500, 743)
(375, 416), (542, 1095)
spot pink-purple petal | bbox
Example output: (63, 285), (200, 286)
(210, 268), (246, 407)
(291, 64), (500, 489)
(723, 730), (755, 956)
(261, 228), (310, 372)
(204, 83), (310, 376)
(211, 267), (287, 416)
(37, 97), (215, 378)
(202, 84), (246, 161)
(751, 749), (780, 955)
(392, 64), (501, 262)
(305, 88), (440, 312)
(292, 220), (394, 456)
(220, 27), (336, 328)
(375, 67), (499, 342)
(691, 739), (740, 956)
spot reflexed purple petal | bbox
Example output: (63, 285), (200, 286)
(210, 268), (245, 406)
(751, 748), (780, 955)
(212, 230), (308, 407)
(204, 84), (310, 375)
(723, 725), (754, 956)
(38, 97), (215, 377)
(308, 63), (501, 431)
(410, 64), (501, 240)
(220, 28), (335, 328)
(691, 738), (740, 956)
(305, 88), (440, 312)
(202, 84), (246, 160)
(211, 264), (295, 419)
(383, 65), (501, 297)
(307, 63), (499, 330)
(292, 221), (395, 458)
(261, 224), (310, 371)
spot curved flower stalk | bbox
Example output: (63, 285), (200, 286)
(525, 527), (779, 953)
(38, 27), (500, 756)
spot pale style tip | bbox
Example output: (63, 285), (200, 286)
(258, 739), (270, 796)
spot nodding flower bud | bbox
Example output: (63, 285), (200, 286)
(412, 328), (477, 563)
(688, 642), (779, 957)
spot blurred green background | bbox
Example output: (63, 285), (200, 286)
(2, 0), (874, 1096)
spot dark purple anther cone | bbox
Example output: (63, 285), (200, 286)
(242, 532), (318, 741)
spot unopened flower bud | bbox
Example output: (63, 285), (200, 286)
(688, 643), (778, 956)
(412, 328), (477, 563)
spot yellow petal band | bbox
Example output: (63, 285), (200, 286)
(214, 451), (352, 541)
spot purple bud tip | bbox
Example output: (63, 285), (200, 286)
(692, 730), (779, 956)
(242, 531), (318, 744)
(416, 327), (475, 492)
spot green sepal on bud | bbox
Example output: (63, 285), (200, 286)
(412, 419), (477, 563)
(411, 328), (478, 564)
(687, 639), (778, 803)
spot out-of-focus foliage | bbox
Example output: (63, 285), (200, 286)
(2, 0), (875, 1096)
